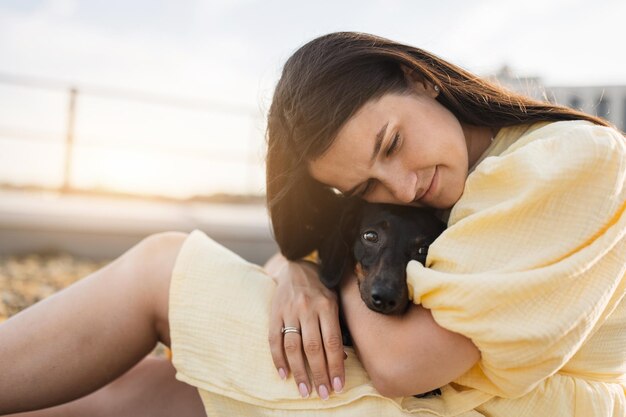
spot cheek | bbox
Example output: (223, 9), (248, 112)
(432, 129), (468, 178)
(437, 167), (467, 208)
(355, 262), (366, 280)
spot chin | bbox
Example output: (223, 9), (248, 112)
(435, 183), (464, 209)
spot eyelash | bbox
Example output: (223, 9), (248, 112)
(386, 133), (401, 156)
(360, 133), (401, 197)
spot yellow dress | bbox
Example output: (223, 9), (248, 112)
(169, 120), (626, 416)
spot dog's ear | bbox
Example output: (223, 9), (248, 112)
(318, 229), (350, 288)
(318, 199), (362, 288)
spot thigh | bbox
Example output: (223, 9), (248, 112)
(6, 356), (206, 417)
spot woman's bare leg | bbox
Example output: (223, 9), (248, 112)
(0, 232), (188, 415)
(5, 356), (205, 417)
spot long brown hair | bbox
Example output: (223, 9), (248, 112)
(266, 31), (613, 260)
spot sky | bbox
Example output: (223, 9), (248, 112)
(0, 0), (624, 198)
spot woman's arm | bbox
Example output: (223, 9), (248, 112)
(339, 272), (480, 397)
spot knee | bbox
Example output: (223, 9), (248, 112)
(140, 231), (189, 250)
(130, 231), (189, 347)
(133, 232), (189, 286)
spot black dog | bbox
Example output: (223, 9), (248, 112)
(316, 200), (446, 398)
(318, 200), (446, 315)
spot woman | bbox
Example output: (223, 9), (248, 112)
(1, 32), (624, 416)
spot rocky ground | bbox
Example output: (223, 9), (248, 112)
(0, 250), (108, 321)
(0, 250), (168, 356)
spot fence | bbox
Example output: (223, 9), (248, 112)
(0, 72), (267, 199)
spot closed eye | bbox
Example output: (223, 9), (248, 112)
(358, 133), (400, 197)
(385, 132), (401, 156)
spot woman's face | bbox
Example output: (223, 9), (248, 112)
(308, 84), (472, 210)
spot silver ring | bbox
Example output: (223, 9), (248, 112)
(281, 326), (301, 335)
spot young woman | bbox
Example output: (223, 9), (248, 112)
(1, 32), (624, 417)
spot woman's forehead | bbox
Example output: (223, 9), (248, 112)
(308, 108), (383, 190)
(328, 98), (390, 153)
(307, 92), (416, 189)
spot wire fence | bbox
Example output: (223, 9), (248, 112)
(0, 72), (267, 200)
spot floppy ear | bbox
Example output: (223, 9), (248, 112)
(318, 199), (362, 289)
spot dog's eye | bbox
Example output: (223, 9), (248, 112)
(362, 231), (378, 243)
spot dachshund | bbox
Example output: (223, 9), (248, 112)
(316, 200), (446, 398)
(318, 200), (446, 315)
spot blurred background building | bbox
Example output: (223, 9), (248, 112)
(491, 65), (626, 131)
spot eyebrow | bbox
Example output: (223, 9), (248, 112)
(344, 121), (388, 197)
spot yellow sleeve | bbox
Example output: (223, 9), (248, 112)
(407, 121), (626, 398)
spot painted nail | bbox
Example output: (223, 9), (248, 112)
(278, 368), (287, 380)
(299, 382), (309, 398)
(318, 384), (329, 400)
(333, 376), (343, 393)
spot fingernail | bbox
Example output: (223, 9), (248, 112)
(333, 376), (343, 393)
(278, 368), (286, 380)
(343, 350), (348, 360)
(299, 382), (309, 398)
(318, 384), (329, 400)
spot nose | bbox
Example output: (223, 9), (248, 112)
(370, 286), (399, 313)
(380, 169), (416, 204)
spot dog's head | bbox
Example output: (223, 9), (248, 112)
(319, 201), (445, 315)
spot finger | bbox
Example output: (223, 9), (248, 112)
(268, 315), (289, 381)
(319, 309), (345, 394)
(301, 315), (331, 400)
(283, 326), (311, 398)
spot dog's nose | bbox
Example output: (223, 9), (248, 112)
(370, 287), (397, 312)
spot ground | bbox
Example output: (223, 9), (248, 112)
(0, 250), (107, 321)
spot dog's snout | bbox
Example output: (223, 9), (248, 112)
(370, 286), (398, 312)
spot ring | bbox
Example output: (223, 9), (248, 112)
(281, 326), (301, 335)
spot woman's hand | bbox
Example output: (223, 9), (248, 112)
(265, 254), (345, 400)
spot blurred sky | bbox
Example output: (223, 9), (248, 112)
(0, 0), (625, 198)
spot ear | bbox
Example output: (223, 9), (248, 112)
(400, 65), (439, 98)
(318, 227), (352, 288)
(318, 199), (363, 288)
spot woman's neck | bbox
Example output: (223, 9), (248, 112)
(462, 124), (500, 167)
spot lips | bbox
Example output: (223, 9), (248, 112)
(414, 166), (438, 202)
